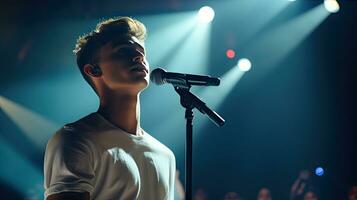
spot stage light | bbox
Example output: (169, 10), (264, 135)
(0, 139), (43, 198)
(315, 166), (325, 176)
(226, 49), (235, 59)
(237, 58), (252, 72)
(197, 6), (215, 23)
(0, 95), (58, 147)
(324, 0), (340, 13)
(196, 64), (246, 133)
(143, 11), (197, 67)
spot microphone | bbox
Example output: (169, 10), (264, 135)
(150, 68), (220, 88)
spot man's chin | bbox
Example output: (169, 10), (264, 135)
(138, 81), (149, 91)
(130, 79), (149, 92)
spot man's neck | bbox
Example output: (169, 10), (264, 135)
(97, 91), (141, 136)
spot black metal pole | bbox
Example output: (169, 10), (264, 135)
(174, 86), (225, 200)
(185, 108), (193, 200)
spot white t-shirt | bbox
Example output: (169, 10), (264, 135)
(44, 112), (176, 200)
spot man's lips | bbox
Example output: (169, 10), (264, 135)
(130, 64), (148, 73)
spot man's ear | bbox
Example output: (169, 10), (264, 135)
(83, 64), (102, 77)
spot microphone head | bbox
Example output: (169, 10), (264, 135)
(150, 68), (166, 85)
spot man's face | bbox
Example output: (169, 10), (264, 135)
(257, 188), (272, 200)
(304, 192), (317, 200)
(97, 36), (149, 92)
(224, 192), (242, 200)
(349, 186), (357, 200)
(194, 189), (207, 200)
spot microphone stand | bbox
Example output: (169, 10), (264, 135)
(174, 86), (225, 200)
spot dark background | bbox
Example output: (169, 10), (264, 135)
(0, 0), (356, 199)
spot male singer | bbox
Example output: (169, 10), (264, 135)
(44, 17), (176, 200)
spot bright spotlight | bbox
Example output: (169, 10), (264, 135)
(0, 95), (58, 147)
(197, 6), (215, 23)
(237, 58), (251, 72)
(315, 166), (325, 176)
(324, 0), (340, 13)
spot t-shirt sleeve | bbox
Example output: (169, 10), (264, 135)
(43, 127), (95, 199)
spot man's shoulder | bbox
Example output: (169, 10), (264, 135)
(63, 112), (99, 133)
(46, 113), (98, 148)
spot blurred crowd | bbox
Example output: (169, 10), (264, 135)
(174, 170), (357, 200)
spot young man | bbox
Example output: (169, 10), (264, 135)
(43, 17), (176, 200)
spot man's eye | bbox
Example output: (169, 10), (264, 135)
(109, 52), (127, 60)
(110, 48), (133, 58)
(110, 47), (144, 60)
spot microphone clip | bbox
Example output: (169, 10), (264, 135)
(174, 86), (225, 127)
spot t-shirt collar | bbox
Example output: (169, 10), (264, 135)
(91, 112), (144, 138)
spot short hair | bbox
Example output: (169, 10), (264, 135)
(73, 16), (147, 93)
